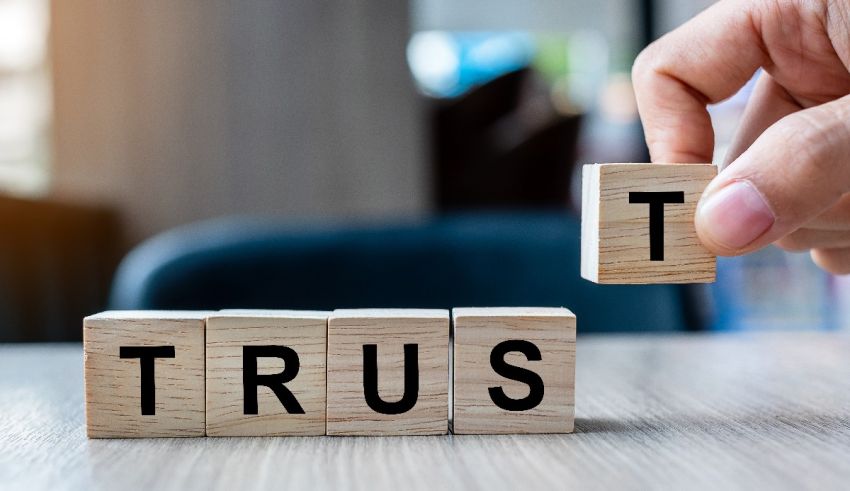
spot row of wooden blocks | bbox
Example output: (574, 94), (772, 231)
(84, 307), (576, 437)
(84, 162), (716, 438)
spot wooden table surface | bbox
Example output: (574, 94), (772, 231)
(3, 332), (850, 490)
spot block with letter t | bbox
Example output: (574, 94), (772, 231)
(83, 311), (210, 438)
(581, 163), (717, 284)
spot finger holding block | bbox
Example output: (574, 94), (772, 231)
(83, 311), (210, 438)
(452, 307), (576, 434)
(205, 310), (329, 436)
(326, 309), (449, 436)
(581, 163), (718, 284)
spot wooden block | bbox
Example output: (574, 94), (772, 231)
(326, 309), (449, 436)
(452, 307), (576, 434)
(83, 311), (209, 438)
(581, 163), (717, 284)
(205, 310), (329, 436)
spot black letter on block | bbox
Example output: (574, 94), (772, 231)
(488, 340), (544, 411)
(628, 191), (685, 261)
(363, 343), (419, 414)
(243, 345), (305, 415)
(119, 345), (176, 415)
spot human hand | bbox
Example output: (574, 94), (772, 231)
(632, 0), (850, 274)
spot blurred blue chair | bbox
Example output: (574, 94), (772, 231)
(109, 213), (709, 333)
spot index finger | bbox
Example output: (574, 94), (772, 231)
(632, 0), (769, 162)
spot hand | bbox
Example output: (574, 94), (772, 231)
(632, 0), (850, 274)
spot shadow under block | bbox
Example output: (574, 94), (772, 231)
(452, 307), (576, 434)
(205, 311), (329, 436)
(83, 311), (209, 438)
(581, 163), (718, 284)
(326, 309), (449, 436)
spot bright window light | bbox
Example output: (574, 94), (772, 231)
(407, 31), (461, 97)
(0, 0), (51, 196)
(407, 31), (534, 98)
(0, 0), (48, 71)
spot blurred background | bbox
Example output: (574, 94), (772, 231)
(0, 0), (847, 342)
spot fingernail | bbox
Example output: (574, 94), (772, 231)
(697, 180), (775, 250)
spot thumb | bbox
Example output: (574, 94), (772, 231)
(696, 94), (850, 256)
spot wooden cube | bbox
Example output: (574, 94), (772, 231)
(205, 310), (329, 436)
(326, 309), (449, 436)
(452, 307), (576, 434)
(83, 311), (209, 438)
(581, 163), (717, 284)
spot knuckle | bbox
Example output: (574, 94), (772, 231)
(631, 43), (662, 84)
(767, 111), (850, 204)
(775, 235), (810, 252)
(790, 109), (849, 177)
(784, 120), (829, 169)
(811, 248), (850, 275)
(631, 54), (649, 85)
(815, 194), (850, 228)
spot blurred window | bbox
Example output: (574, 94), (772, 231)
(0, 0), (51, 196)
(406, 30), (620, 110)
(407, 31), (535, 98)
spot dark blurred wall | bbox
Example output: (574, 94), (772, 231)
(0, 197), (120, 341)
(50, 0), (427, 244)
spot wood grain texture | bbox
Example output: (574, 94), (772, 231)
(205, 311), (329, 436)
(452, 307), (576, 434)
(7, 333), (850, 489)
(581, 163), (717, 284)
(326, 309), (449, 436)
(83, 311), (210, 438)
